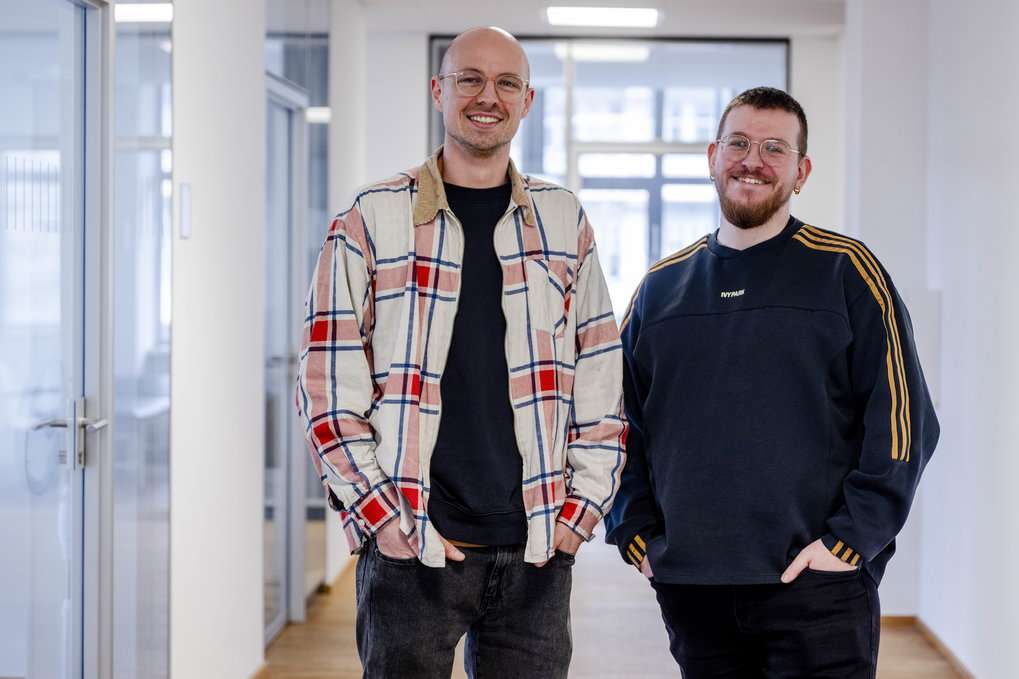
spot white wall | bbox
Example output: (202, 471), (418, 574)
(920, 1), (1019, 676)
(788, 34), (845, 232)
(170, 1), (267, 677)
(842, 0), (935, 618)
(363, 31), (431, 182)
(323, 0), (367, 582)
(329, 0), (366, 201)
(845, 0), (930, 287)
(844, 0), (1019, 673)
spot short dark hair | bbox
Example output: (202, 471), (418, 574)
(716, 87), (808, 157)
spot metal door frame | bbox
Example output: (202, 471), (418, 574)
(265, 72), (310, 644)
(80, 2), (115, 678)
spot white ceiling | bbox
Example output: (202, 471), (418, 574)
(267, 0), (845, 38)
(358, 0), (845, 38)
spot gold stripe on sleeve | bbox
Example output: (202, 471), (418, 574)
(620, 237), (709, 332)
(792, 226), (911, 461)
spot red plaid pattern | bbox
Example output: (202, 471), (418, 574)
(297, 149), (626, 566)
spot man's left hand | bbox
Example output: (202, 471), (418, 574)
(780, 538), (858, 583)
(535, 522), (584, 567)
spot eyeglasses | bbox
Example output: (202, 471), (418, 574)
(717, 134), (803, 165)
(438, 70), (530, 99)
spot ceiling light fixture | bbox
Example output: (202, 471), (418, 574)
(307, 107), (332, 125)
(114, 3), (174, 23)
(545, 6), (660, 28)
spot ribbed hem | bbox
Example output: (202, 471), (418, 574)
(821, 533), (864, 567)
(625, 533), (648, 569)
(427, 498), (527, 546)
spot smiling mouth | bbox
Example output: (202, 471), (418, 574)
(468, 114), (500, 124)
(734, 176), (768, 185)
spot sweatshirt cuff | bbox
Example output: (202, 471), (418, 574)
(623, 533), (648, 569)
(344, 480), (402, 536)
(557, 496), (603, 541)
(821, 533), (864, 567)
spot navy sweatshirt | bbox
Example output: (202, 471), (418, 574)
(604, 217), (939, 585)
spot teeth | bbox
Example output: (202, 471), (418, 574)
(737, 177), (766, 184)
(470, 115), (499, 123)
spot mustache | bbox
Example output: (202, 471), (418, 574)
(727, 171), (770, 183)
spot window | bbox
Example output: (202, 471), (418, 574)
(429, 37), (788, 318)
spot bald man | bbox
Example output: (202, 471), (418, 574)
(298, 27), (626, 678)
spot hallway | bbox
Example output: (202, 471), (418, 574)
(262, 540), (965, 678)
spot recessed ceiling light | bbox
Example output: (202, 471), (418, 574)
(545, 6), (660, 28)
(115, 3), (174, 23)
(307, 107), (332, 125)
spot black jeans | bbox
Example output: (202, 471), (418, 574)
(355, 540), (574, 679)
(651, 569), (880, 679)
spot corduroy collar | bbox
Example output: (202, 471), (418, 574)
(413, 146), (537, 228)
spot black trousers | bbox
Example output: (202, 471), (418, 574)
(651, 569), (880, 679)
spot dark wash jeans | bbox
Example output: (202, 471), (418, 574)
(355, 540), (574, 679)
(651, 569), (880, 679)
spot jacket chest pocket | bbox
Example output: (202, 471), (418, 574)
(523, 258), (570, 339)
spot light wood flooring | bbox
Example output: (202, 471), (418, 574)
(263, 539), (967, 679)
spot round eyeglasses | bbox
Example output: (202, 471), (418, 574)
(717, 134), (803, 165)
(438, 70), (529, 99)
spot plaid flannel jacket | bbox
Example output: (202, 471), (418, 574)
(297, 148), (627, 567)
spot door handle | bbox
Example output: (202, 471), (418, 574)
(31, 416), (109, 432)
(31, 417), (71, 431)
(29, 413), (109, 468)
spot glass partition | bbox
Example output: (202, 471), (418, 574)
(112, 2), (173, 677)
(0, 1), (87, 675)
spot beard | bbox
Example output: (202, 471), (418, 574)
(445, 110), (515, 160)
(716, 172), (793, 230)
(448, 133), (504, 159)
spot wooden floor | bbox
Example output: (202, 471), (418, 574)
(263, 540), (966, 679)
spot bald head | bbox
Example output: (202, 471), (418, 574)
(440, 27), (530, 81)
(431, 25), (534, 182)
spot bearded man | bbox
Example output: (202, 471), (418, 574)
(604, 87), (939, 679)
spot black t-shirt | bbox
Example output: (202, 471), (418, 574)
(427, 181), (527, 545)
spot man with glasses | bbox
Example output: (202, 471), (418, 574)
(605, 87), (939, 678)
(298, 26), (625, 679)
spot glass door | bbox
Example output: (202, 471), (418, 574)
(0, 1), (99, 676)
(264, 73), (310, 644)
